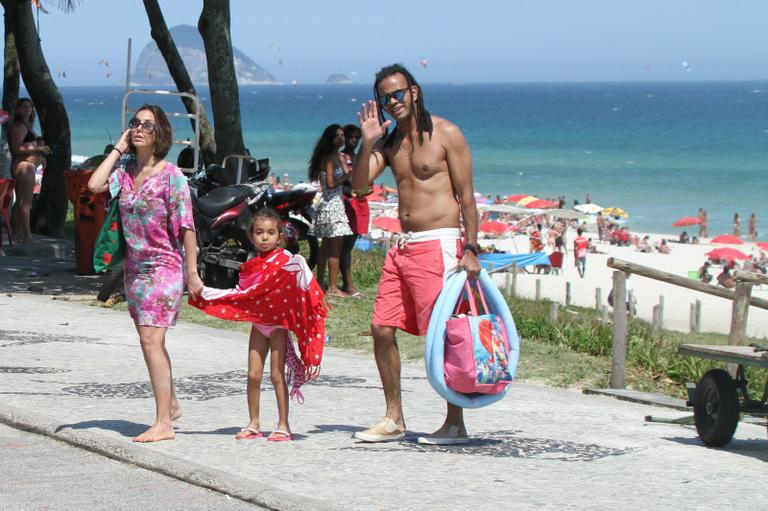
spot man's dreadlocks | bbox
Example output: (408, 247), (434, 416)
(374, 64), (433, 146)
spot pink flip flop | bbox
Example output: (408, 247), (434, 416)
(235, 427), (263, 440)
(267, 430), (293, 442)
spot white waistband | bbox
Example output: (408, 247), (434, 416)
(393, 228), (461, 248)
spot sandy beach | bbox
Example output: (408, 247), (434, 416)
(485, 232), (768, 339)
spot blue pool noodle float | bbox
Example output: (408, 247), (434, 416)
(424, 269), (520, 408)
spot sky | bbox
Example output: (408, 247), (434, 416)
(23, 0), (768, 86)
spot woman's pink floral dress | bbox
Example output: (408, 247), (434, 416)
(109, 160), (194, 327)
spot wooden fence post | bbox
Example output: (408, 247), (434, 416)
(549, 301), (559, 322)
(535, 279), (542, 300)
(511, 263), (518, 298)
(565, 282), (572, 306)
(727, 282), (753, 376)
(695, 299), (702, 333)
(729, 282), (753, 346)
(601, 305), (609, 324)
(689, 303), (697, 333)
(610, 270), (628, 389)
(595, 288), (602, 311)
(652, 305), (660, 332)
(657, 295), (665, 330)
(504, 273), (512, 297)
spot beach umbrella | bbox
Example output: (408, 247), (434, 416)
(547, 208), (588, 220)
(574, 203), (603, 214)
(477, 204), (530, 215)
(504, 194), (530, 203)
(672, 216), (701, 227)
(706, 247), (749, 262)
(372, 216), (401, 232)
(711, 234), (743, 245)
(516, 196), (540, 207)
(525, 198), (558, 209)
(602, 206), (629, 218)
(479, 220), (510, 234)
(757, 241), (768, 251)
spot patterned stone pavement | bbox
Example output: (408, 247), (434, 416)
(1, 293), (766, 510)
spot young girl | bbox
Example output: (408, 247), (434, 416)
(190, 208), (327, 442)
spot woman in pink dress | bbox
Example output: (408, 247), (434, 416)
(88, 104), (203, 443)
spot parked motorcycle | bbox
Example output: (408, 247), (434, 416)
(96, 159), (318, 300)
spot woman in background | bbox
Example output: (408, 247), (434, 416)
(308, 124), (352, 297)
(7, 98), (49, 243)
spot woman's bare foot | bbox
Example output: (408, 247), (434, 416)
(133, 421), (175, 443)
(171, 400), (183, 421)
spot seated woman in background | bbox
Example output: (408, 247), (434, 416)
(658, 239), (671, 254)
(716, 265), (735, 289)
(679, 231), (690, 244)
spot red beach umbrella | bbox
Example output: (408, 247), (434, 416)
(504, 194), (530, 203)
(525, 199), (558, 209)
(756, 241), (768, 250)
(672, 216), (701, 227)
(372, 216), (401, 233)
(711, 234), (744, 245)
(706, 247), (749, 262)
(479, 220), (510, 234)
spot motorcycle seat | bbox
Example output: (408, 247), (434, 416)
(193, 185), (251, 217)
(271, 188), (310, 204)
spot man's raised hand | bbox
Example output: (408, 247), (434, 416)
(357, 100), (391, 144)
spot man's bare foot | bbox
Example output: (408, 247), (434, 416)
(133, 421), (175, 443)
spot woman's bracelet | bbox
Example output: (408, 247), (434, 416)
(112, 147), (124, 157)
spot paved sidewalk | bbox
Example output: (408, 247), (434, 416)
(1, 292), (767, 510)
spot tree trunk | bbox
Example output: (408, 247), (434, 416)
(7, 0), (70, 236)
(142, 0), (216, 166)
(2, 3), (20, 114)
(198, 0), (245, 183)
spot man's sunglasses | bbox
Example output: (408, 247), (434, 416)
(377, 88), (409, 109)
(128, 118), (156, 134)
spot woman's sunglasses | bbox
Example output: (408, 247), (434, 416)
(128, 118), (156, 134)
(377, 88), (409, 109)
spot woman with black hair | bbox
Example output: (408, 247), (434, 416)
(308, 124), (352, 297)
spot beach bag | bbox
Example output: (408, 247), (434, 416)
(444, 281), (513, 394)
(93, 195), (125, 272)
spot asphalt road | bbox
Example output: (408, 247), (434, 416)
(0, 422), (264, 511)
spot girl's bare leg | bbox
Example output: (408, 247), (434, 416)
(242, 326), (269, 433)
(134, 325), (175, 442)
(268, 329), (291, 435)
(326, 236), (345, 294)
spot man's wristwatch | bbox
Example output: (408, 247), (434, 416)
(463, 243), (479, 256)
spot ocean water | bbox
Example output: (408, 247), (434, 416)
(59, 81), (768, 239)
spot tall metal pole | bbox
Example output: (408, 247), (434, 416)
(125, 38), (132, 94)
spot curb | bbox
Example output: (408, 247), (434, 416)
(0, 402), (334, 511)
(0, 239), (73, 259)
(583, 388), (689, 411)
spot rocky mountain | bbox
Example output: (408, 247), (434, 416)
(326, 73), (354, 84)
(132, 25), (277, 86)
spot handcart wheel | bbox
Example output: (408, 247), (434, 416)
(693, 369), (740, 447)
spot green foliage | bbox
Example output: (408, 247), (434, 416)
(508, 294), (767, 398)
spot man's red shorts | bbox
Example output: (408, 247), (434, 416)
(372, 229), (461, 336)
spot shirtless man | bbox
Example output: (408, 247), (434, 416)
(351, 64), (481, 445)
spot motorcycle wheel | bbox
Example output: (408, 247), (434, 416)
(198, 227), (252, 289)
(284, 218), (318, 270)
